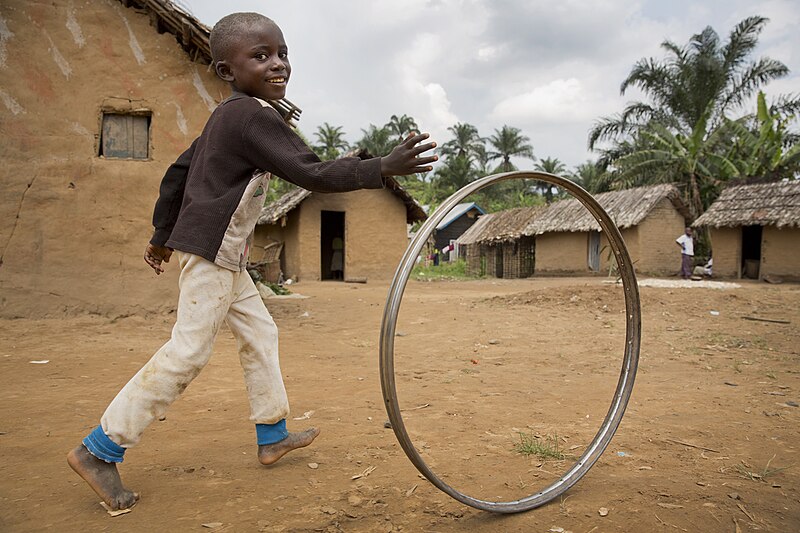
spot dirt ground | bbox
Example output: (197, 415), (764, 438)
(1, 276), (798, 532)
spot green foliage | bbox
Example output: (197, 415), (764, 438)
(264, 282), (291, 295)
(356, 123), (395, 157)
(571, 160), (612, 194)
(312, 122), (349, 161)
(514, 432), (566, 460)
(533, 157), (567, 203)
(386, 114), (419, 142)
(487, 125), (535, 172)
(587, 15), (800, 222)
(724, 92), (800, 182)
(410, 258), (475, 281)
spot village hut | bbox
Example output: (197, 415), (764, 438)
(455, 207), (544, 278)
(0, 0), (305, 317)
(524, 184), (689, 275)
(432, 202), (485, 261)
(693, 181), (800, 280)
(255, 176), (426, 283)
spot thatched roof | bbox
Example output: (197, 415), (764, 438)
(456, 206), (544, 245)
(257, 176), (427, 226)
(693, 180), (800, 228)
(118, 0), (301, 122)
(257, 188), (311, 225)
(524, 183), (688, 235)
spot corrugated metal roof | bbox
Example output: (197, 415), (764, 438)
(435, 202), (485, 230)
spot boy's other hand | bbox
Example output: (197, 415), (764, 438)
(144, 244), (172, 275)
(380, 132), (438, 176)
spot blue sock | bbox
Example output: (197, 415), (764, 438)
(83, 425), (125, 463)
(256, 419), (288, 445)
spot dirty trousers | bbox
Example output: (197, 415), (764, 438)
(100, 252), (290, 448)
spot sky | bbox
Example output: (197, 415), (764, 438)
(175, 0), (799, 170)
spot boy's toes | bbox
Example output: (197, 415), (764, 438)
(112, 491), (139, 511)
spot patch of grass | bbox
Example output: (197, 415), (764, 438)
(410, 259), (477, 281)
(708, 333), (769, 351)
(264, 282), (291, 295)
(514, 432), (565, 460)
(735, 455), (792, 482)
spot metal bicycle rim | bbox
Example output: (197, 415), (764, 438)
(379, 171), (641, 513)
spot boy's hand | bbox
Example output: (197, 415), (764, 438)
(380, 132), (438, 176)
(144, 244), (172, 275)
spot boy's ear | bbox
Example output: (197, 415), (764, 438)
(215, 60), (234, 82)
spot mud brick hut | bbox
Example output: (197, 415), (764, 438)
(524, 184), (689, 276)
(458, 184), (689, 278)
(0, 0), (305, 317)
(693, 181), (800, 281)
(455, 206), (544, 278)
(254, 177), (426, 283)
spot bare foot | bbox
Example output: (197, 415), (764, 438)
(67, 445), (139, 511)
(258, 427), (320, 465)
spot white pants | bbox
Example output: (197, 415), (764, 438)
(101, 252), (290, 448)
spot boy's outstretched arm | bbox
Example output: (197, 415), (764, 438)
(245, 108), (436, 193)
(380, 132), (438, 176)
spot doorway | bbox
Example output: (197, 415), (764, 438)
(588, 231), (601, 272)
(321, 211), (345, 281)
(741, 225), (762, 279)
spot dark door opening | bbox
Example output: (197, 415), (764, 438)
(741, 225), (762, 279)
(321, 211), (345, 281)
(494, 245), (504, 278)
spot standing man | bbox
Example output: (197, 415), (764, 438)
(676, 227), (694, 279)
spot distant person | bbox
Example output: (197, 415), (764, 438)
(331, 236), (343, 280)
(676, 227), (694, 279)
(693, 255), (713, 278)
(67, 11), (438, 512)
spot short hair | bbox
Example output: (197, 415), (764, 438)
(210, 12), (275, 63)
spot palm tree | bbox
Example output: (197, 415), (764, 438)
(571, 160), (612, 194)
(312, 123), (349, 161)
(386, 114), (419, 141)
(611, 103), (740, 217)
(533, 157), (567, 203)
(440, 122), (485, 161)
(725, 92), (800, 183)
(487, 125), (535, 172)
(589, 16), (795, 150)
(434, 155), (476, 197)
(356, 124), (395, 157)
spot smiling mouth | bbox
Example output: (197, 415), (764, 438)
(267, 77), (287, 84)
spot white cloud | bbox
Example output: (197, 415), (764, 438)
(490, 78), (610, 124)
(177, 0), (800, 168)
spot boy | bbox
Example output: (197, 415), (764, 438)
(67, 12), (437, 511)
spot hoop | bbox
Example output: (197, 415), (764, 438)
(379, 171), (641, 513)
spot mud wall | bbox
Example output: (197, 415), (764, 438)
(0, 0), (228, 317)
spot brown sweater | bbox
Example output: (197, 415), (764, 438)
(151, 92), (384, 270)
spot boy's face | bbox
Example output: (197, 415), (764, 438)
(217, 20), (291, 101)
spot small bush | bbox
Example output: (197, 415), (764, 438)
(411, 258), (477, 281)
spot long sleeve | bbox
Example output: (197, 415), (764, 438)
(150, 139), (198, 246)
(241, 107), (384, 193)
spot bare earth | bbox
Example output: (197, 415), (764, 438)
(1, 276), (798, 532)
